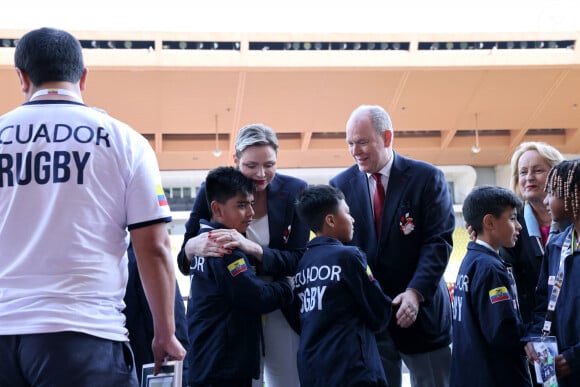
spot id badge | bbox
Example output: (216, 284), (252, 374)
(529, 336), (558, 387)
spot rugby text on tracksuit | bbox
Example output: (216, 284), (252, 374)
(294, 236), (392, 387)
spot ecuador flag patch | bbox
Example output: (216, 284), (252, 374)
(366, 265), (375, 281)
(227, 258), (248, 277)
(489, 286), (510, 304)
(156, 185), (168, 207)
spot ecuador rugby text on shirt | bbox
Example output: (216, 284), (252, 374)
(294, 264), (342, 313)
(0, 122), (111, 187)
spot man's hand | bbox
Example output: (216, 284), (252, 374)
(392, 289), (421, 328)
(152, 335), (186, 375)
(131, 223), (187, 375)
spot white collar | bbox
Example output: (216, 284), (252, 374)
(367, 154), (394, 180)
(475, 239), (500, 255)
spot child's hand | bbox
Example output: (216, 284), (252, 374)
(524, 342), (539, 363)
(556, 354), (571, 379)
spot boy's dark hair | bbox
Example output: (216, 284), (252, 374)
(205, 166), (255, 209)
(295, 184), (345, 233)
(545, 159), (580, 218)
(463, 185), (522, 234)
(15, 27), (85, 86)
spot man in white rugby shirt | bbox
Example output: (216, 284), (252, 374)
(0, 27), (185, 386)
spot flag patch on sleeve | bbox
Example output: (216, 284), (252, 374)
(366, 265), (375, 281)
(488, 286), (510, 304)
(227, 258), (248, 277)
(155, 185), (168, 207)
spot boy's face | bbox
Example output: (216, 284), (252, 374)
(214, 192), (254, 233)
(544, 192), (571, 223)
(490, 207), (522, 249)
(332, 199), (355, 243)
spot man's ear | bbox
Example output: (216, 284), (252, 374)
(382, 130), (393, 148)
(79, 68), (88, 92)
(16, 68), (31, 94)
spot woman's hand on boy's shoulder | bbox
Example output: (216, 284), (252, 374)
(205, 229), (264, 260)
(465, 222), (477, 241)
(185, 231), (229, 258)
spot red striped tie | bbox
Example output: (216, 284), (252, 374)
(372, 173), (385, 234)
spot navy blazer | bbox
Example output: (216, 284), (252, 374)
(177, 172), (310, 276)
(330, 152), (455, 354)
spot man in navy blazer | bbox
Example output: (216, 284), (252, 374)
(330, 105), (455, 387)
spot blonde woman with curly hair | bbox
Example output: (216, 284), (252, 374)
(502, 141), (565, 324)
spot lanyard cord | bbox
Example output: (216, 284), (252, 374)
(542, 227), (576, 335)
(30, 88), (82, 102)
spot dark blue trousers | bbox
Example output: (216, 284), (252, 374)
(0, 331), (138, 387)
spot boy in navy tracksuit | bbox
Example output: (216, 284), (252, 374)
(186, 167), (293, 387)
(293, 185), (392, 387)
(451, 185), (532, 387)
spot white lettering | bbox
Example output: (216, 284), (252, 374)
(453, 295), (463, 322)
(191, 256), (205, 272)
(456, 274), (470, 292)
(316, 285), (326, 308)
(331, 265), (341, 281)
(293, 265), (341, 289)
(318, 265), (330, 280)
(298, 285), (327, 313)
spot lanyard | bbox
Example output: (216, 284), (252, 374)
(30, 88), (82, 102)
(542, 227), (576, 335)
(506, 266), (521, 314)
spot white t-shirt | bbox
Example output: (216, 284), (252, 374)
(246, 214), (270, 247)
(0, 100), (171, 341)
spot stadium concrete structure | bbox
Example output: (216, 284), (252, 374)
(2, 26), (580, 286)
(2, 29), (580, 169)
